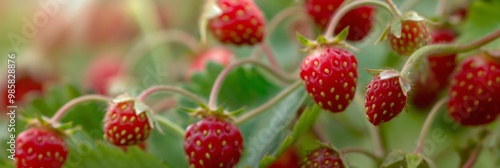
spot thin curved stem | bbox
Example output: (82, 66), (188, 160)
(151, 98), (178, 113)
(414, 97), (448, 154)
(50, 95), (111, 123)
(341, 147), (382, 161)
(207, 58), (298, 109)
(400, 28), (500, 80)
(137, 85), (206, 105)
(385, 0), (403, 17)
(261, 41), (281, 70)
(461, 146), (482, 168)
(400, 0), (421, 12)
(437, 0), (448, 18)
(155, 115), (185, 137)
(354, 92), (386, 157)
(265, 6), (303, 39)
(234, 80), (302, 124)
(120, 30), (200, 73)
(324, 0), (396, 38)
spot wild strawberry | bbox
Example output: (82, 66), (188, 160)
(300, 46), (358, 113)
(103, 95), (152, 146)
(304, 0), (375, 41)
(411, 29), (457, 108)
(84, 54), (124, 95)
(184, 116), (243, 168)
(16, 127), (68, 168)
(302, 147), (344, 168)
(208, 0), (266, 45)
(387, 12), (431, 56)
(185, 47), (234, 81)
(447, 53), (500, 126)
(365, 70), (409, 125)
(269, 147), (300, 168)
(2, 73), (43, 113)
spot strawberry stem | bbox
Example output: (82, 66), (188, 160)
(260, 41), (281, 71)
(207, 58), (298, 109)
(136, 85), (206, 105)
(50, 95), (112, 123)
(120, 30), (200, 74)
(414, 97), (448, 154)
(385, 0), (403, 17)
(324, 0), (397, 38)
(265, 6), (304, 40)
(155, 115), (185, 137)
(400, 28), (500, 81)
(234, 80), (303, 125)
(341, 147), (382, 162)
(436, 0), (448, 19)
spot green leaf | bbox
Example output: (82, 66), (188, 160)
(458, 0), (500, 53)
(375, 24), (391, 45)
(63, 132), (168, 168)
(238, 88), (306, 167)
(259, 104), (321, 167)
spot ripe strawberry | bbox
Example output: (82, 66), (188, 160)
(300, 46), (358, 113)
(269, 147), (300, 168)
(304, 0), (375, 41)
(185, 47), (234, 81)
(365, 70), (408, 125)
(387, 12), (431, 56)
(184, 116), (243, 168)
(2, 73), (43, 113)
(447, 53), (500, 126)
(103, 97), (152, 146)
(84, 54), (123, 95)
(16, 127), (68, 168)
(208, 0), (266, 45)
(411, 29), (457, 108)
(302, 147), (344, 168)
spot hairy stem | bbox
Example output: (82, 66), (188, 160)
(155, 115), (185, 137)
(461, 146), (482, 168)
(120, 30), (200, 73)
(234, 80), (302, 124)
(414, 97), (448, 154)
(324, 0), (396, 38)
(341, 147), (382, 161)
(385, 0), (403, 17)
(207, 58), (298, 109)
(137, 85), (206, 105)
(400, 28), (500, 81)
(50, 95), (111, 123)
(400, 0), (421, 12)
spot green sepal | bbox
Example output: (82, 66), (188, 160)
(390, 19), (403, 38)
(364, 68), (385, 76)
(375, 24), (390, 45)
(316, 35), (329, 45)
(333, 26), (350, 43)
(401, 11), (425, 22)
(381, 150), (406, 168)
(227, 106), (246, 116)
(296, 32), (316, 47)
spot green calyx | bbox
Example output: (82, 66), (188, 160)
(25, 114), (78, 138)
(296, 26), (359, 52)
(185, 103), (244, 122)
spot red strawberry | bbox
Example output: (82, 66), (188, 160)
(365, 70), (408, 125)
(103, 96), (152, 146)
(185, 47), (234, 81)
(387, 12), (431, 56)
(269, 147), (300, 168)
(304, 0), (375, 41)
(302, 147), (344, 168)
(411, 29), (457, 108)
(84, 54), (123, 95)
(2, 73), (44, 113)
(16, 127), (68, 168)
(209, 0), (266, 45)
(300, 46), (358, 113)
(184, 116), (243, 168)
(447, 53), (500, 126)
